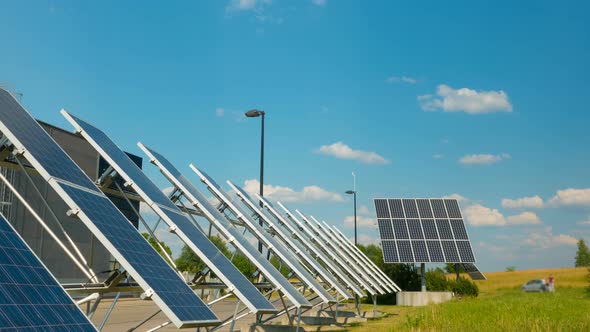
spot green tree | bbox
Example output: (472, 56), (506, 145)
(141, 232), (172, 259)
(232, 252), (257, 278)
(444, 263), (465, 274)
(175, 235), (230, 273)
(270, 255), (291, 277)
(575, 239), (590, 267)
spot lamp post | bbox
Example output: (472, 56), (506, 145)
(345, 189), (357, 246)
(245, 109), (265, 253)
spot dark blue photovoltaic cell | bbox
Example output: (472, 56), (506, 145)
(0, 89), (97, 191)
(444, 199), (462, 218)
(430, 199), (447, 218)
(381, 241), (398, 262)
(436, 219), (454, 239)
(407, 219), (424, 239)
(450, 219), (468, 240)
(426, 241), (445, 262)
(66, 113), (179, 212)
(396, 241), (414, 262)
(388, 199), (404, 218)
(411, 241), (429, 262)
(0, 214), (97, 331)
(59, 184), (218, 323)
(378, 219), (394, 239)
(402, 199), (419, 218)
(461, 263), (486, 280)
(392, 219), (409, 239)
(456, 241), (475, 262)
(416, 199), (433, 218)
(441, 241), (460, 262)
(422, 219), (438, 239)
(374, 199), (390, 218)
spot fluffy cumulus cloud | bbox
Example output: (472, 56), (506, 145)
(344, 215), (377, 228)
(463, 203), (542, 226)
(243, 179), (344, 203)
(548, 188), (590, 207)
(502, 195), (544, 209)
(419, 84), (513, 114)
(459, 153), (510, 165)
(386, 76), (417, 84)
(524, 227), (577, 249)
(315, 141), (390, 164)
(443, 193), (468, 202)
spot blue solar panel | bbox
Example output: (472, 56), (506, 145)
(375, 199), (478, 266)
(59, 184), (219, 324)
(381, 241), (398, 262)
(0, 92), (219, 327)
(63, 113), (179, 212)
(374, 199), (390, 218)
(0, 214), (97, 331)
(0, 89), (97, 192)
(61, 117), (277, 313)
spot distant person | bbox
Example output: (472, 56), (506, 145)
(547, 275), (555, 292)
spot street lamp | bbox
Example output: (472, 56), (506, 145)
(245, 109), (265, 253)
(345, 189), (357, 246)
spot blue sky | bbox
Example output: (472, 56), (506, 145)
(1, 0), (589, 272)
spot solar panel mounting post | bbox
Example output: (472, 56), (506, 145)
(421, 263), (426, 292)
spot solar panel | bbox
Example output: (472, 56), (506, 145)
(138, 145), (312, 308)
(329, 225), (401, 292)
(461, 263), (486, 280)
(263, 198), (365, 297)
(288, 207), (379, 295)
(62, 113), (276, 314)
(0, 91), (219, 328)
(235, 190), (353, 300)
(375, 199), (478, 265)
(381, 241), (398, 262)
(309, 216), (397, 294)
(0, 214), (97, 331)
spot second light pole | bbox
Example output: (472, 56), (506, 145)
(245, 109), (265, 253)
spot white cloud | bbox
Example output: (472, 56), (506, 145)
(358, 205), (370, 215)
(463, 204), (506, 226)
(226, 0), (261, 11)
(524, 227), (577, 249)
(506, 212), (542, 225)
(548, 188), (590, 207)
(311, 0), (326, 6)
(358, 234), (377, 245)
(443, 193), (468, 202)
(459, 153), (510, 165)
(344, 215), (376, 228)
(464, 203), (542, 226)
(215, 107), (225, 117)
(315, 141), (390, 165)
(432, 154), (445, 159)
(386, 76), (417, 84)
(502, 195), (544, 209)
(419, 84), (513, 114)
(243, 179), (344, 203)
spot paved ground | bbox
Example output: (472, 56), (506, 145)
(82, 297), (352, 331)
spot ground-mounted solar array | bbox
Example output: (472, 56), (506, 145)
(374, 198), (476, 264)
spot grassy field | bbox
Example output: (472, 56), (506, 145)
(348, 267), (590, 331)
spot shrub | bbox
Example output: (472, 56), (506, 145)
(426, 269), (452, 292)
(452, 276), (479, 297)
(506, 266), (516, 272)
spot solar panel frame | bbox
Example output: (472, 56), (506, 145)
(0, 94), (220, 328)
(308, 216), (397, 294)
(288, 208), (379, 295)
(262, 198), (365, 297)
(236, 191), (353, 300)
(62, 112), (277, 314)
(329, 226), (401, 292)
(0, 213), (98, 331)
(138, 148), (310, 308)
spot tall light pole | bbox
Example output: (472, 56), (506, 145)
(345, 172), (357, 246)
(245, 109), (265, 253)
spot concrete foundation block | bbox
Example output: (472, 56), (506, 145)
(396, 291), (453, 306)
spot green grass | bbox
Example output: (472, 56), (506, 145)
(348, 267), (590, 331)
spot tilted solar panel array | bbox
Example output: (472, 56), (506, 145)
(62, 112), (277, 314)
(374, 198), (476, 264)
(138, 144), (310, 308)
(0, 89), (219, 328)
(0, 214), (97, 331)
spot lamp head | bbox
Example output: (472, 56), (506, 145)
(345, 190), (355, 195)
(245, 109), (265, 117)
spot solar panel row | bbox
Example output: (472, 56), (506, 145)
(375, 198), (476, 264)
